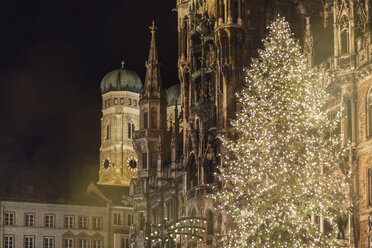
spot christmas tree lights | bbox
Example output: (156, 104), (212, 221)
(146, 217), (206, 248)
(215, 17), (350, 247)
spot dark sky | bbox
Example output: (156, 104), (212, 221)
(0, 0), (178, 197)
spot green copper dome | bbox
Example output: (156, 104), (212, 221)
(100, 66), (142, 94)
(166, 83), (181, 106)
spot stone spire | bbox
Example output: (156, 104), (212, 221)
(143, 20), (163, 98)
(148, 20), (158, 63)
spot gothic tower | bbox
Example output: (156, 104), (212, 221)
(132, 21), (168, 247)
(98, 61), (142, 186)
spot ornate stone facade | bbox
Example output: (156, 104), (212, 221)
(126, 0), (372, 247)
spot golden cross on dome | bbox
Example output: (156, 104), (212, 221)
(149, 20), (157, 32)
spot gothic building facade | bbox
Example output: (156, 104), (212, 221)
(103, 0), (372, 247)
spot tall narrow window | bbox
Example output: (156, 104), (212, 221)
(341, 30), (348, 54)
(144, 112), (148, 129)
(142, 153), (148, 170)
(367, 89), (372, 138)
(128, 122), (132, 138)
(121, 237), (129, 248)
(151, 152), (157, 168)
(106, 124), (111, 140)
(151, 109), (157, 129)
(346, 101), (352, 142)
(206, 210), (214, 235)
(368, 168), (372, 206)
(127, 214), (133, 226)
(92, 240), (102, 248)
(139, 212), (145, 231)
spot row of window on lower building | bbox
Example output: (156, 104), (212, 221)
(4, 235), (104, 248)
(4, 212), (103, 230)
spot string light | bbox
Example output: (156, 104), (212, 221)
(214, 16), (351, 248)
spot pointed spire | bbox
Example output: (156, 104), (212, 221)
(143, 20), (163, 98)
(148, 20), (158, 63)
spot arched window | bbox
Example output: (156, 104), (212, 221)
(206, 210), (214, 235)
(106, 124), (111, 140)
(367, 89), (372, 139)
(151, 109), (157, 129)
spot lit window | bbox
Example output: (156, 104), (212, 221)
(93, 217), (102, 230)
(45, 215), (55, 228)
(4, 212), (14, 226)
(121, 237), (129, 248)
(93, 240), (102, 248)
(24, 236), (34, 248)
(64, 238), (73, 248)
(78, 216), (89, 229)
(4, 235), (14, 248)
(114, 98), (118, 105)
(120, 98), (124, 105)
(25, 213), (34, 226)
(64, 216), (74, 228)
(78, 239), (88, 248)
(113, 212), (122, 225)
(44, 237), (54, 248)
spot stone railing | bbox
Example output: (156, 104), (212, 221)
(134, 129), (163, 139)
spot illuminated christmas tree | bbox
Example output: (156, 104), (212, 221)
(216, 17), (350, 247)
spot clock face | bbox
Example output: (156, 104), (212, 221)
(102, 157), (111, 171)
(127, 157), (138, 172)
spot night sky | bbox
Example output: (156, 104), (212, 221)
(0, 0), (178, 197)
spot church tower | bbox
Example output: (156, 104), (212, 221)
(98, 61), (142, 186)
(131, 21), (168, 247)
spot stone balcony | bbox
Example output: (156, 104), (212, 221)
(134, 129), (163, 139)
